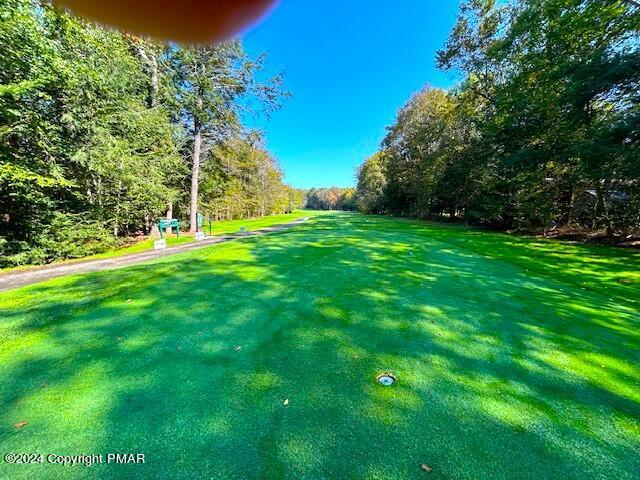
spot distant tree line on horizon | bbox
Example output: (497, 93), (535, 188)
(355, 0), (639, 239)
(0, 0), (303, 267)
(304, 187), (356, 211)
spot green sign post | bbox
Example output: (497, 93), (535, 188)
(157, 219), (180, 239)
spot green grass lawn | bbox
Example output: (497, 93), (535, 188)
(0, 212), (312, 273)
(1, 212), (638, 479)
(90, 211), (311, 259)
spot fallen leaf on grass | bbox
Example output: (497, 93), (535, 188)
(126, 299), (132, 303)
(420, 463), (433, 473)
(283, 398), (289, 406)
(14, 421), (28, 429)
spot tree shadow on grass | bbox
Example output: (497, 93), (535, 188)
(0, 212), (639, 479)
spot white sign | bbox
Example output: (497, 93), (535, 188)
(154, 239), (167, 250)
(195, 232), (206, 241)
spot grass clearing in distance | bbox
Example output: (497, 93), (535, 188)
(91, 211), (313, 259)
(0, 211), (318, 273)
(1, 212), (638, 479)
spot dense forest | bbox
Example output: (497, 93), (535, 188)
(0, 0), (303, 267)
(355, 0), (639, 241)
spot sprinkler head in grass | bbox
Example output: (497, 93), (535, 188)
(377, 373), (396, 386)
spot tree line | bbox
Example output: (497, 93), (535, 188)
(355, 0), (639, 239)
(305, 187), (356, 211)
(0, 0), (304, 267)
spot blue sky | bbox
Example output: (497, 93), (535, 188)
(242, 1), (460, 189)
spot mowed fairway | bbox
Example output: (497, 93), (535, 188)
(1, 212), (639, 479)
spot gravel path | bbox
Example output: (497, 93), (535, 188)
(0, 218), (307, 292)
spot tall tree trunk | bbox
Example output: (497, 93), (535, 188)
(148, 54), (159, 108)
(132, 39), (159, 108)
(602, 182), (614, 237)
(165, 202), (173, 234)
(149, 219), (159, 237)
(114, 179), (122, 237)
(132, 38), (167, 235)
(567, 186), (578, 226)
(594, 182), (614, 237)
(190, 120), (202, 233)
